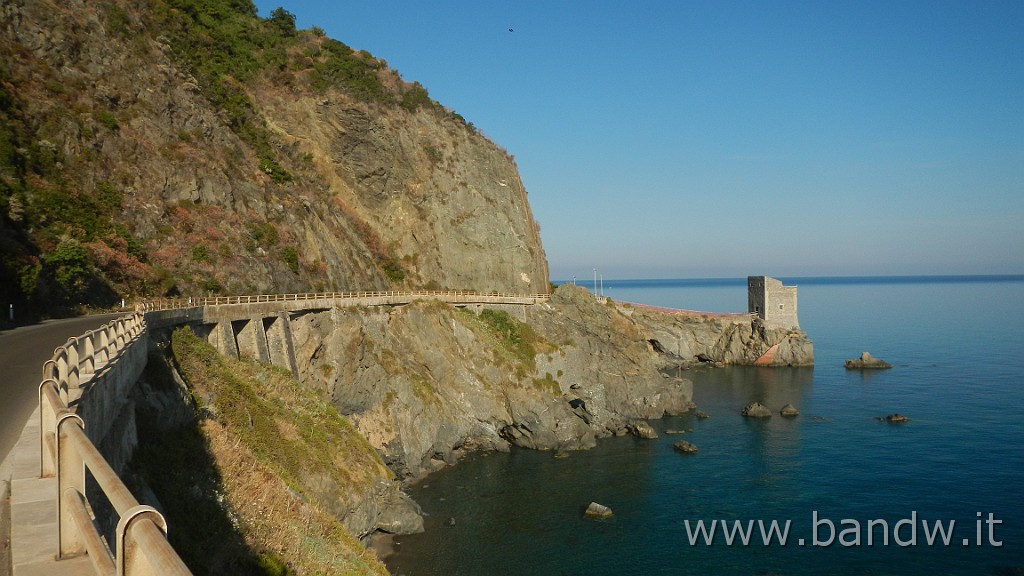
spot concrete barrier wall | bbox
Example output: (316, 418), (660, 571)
(74, 330), (149, 474)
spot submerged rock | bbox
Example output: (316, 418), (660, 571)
(741, 402), (772, 418)
(584, 502), (614, 519)
(845, 351), (892, 369)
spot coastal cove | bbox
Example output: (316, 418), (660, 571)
(384, 276), (1024, 576)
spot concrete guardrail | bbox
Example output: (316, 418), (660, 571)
(37, 313), (191, 576)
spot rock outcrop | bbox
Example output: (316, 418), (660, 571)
(780, 403), (800, 417)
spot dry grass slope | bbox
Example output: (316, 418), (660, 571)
(166, 327), (390, 575)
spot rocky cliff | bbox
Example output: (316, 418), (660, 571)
(0, 0), (546, 319)
(287, 285), (811, 480)
(289, 286), (694, 479)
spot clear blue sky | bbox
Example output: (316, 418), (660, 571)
(254, 1), (1023, 280)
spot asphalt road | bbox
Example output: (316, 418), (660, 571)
(0, 314), (120, 468)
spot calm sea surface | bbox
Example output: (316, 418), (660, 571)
(385, 276), (1024, 576)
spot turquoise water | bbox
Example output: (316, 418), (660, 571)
(385, 276), (1024, 575)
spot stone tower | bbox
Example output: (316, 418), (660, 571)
(747, 276), (799, 329)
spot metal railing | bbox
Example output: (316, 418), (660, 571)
(38, 313), (192, 576)
(135, 289), (551, 312)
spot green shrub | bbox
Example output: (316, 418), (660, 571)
(258, 554), (295, 576)
(309, 39), (392, 104)
(103, 3), (133, 38)
(45, 239), (91, 299)
(192, 244), (210, 262)
(267, 7), (296, 36)
(476, 309), (538, 371)
(199, 278), (222, 293)
(279, 246), (298, 274)
(423, 144), (442, 165)
(247, 221), (279, 248)
(400, 82), (432, 112)
(94, 110), (119, 130)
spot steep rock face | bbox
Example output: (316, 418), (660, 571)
(0, 0), (547, 310)
(523, 287), (696, 428)
(255, 89), (548, 293)
(289, 286), (695, 478)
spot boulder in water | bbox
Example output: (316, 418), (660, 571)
(876, 413), (909, 423)
(741, 402), (772, 418)
(673, 440), (699, 454)
(629, 420), (659, 439)
(780, 403), (800, 417)
(584, 502), (614, 519)
(845, 351), (892, 369)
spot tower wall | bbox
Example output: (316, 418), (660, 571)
(748, 276), (799, 329)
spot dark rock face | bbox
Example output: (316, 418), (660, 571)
(845, 352), (892, 369)
(741, 402), (773, 418)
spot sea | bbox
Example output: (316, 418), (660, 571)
(384, 276), (1024, 576)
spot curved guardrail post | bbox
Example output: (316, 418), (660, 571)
(65, 338), (81, 402)
(56, 412), (87, 558)
(82, 332), (96, 377)
(116, 505), (180, 576)
(38, 379), (64, 477)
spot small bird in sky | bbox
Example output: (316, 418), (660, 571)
(508, 27), (514, 32)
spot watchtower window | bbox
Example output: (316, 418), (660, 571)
(779, 304), (785, 310)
